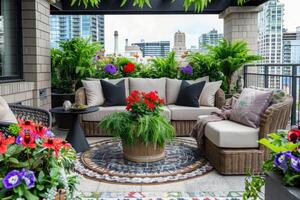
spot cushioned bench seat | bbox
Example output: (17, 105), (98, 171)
(200, 117), (259, 148)
(168, 105), (220, 121)
(82, 106), (172, 121)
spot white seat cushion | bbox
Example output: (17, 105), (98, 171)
(82, 106), (126, 121)
(204, 119), (259, 148)
(168, 105), (220, 120)
(82, 106), (171, 122)
(0, 96), (17, 124)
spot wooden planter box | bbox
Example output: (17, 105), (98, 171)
(122, 140), (165, 163)
(265, 172), (300, 200)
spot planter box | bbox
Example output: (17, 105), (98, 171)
(265, 172), (300, 200)
(122, 140), (165, 163)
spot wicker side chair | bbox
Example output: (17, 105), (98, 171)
(9, 104), (52, 128)
(204, 96), (293, 175)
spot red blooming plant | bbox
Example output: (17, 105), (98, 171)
(0, 120), (78, 199)
(100, 90), (174, 147)
(126, 90), (165, 117)
(123, 62), (135, 74)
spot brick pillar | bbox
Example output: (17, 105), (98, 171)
(219, 6), (262, 53)
(22, 0), (51, 110)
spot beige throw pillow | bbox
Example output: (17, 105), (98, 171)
(166, 76), (209, 105)
(129, 78), (166, 101)
(230, 88), (273, 128)
(82, 80), (104, 106)
(0, 96), (17, 124)
(199, 81), (222, 107)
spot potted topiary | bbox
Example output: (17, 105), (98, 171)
(100, 90), (175, 162)
(51, 37), (102, 129)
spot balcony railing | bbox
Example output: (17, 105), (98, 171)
(244, 63), (300, 126)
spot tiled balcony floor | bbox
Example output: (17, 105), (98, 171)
(56, 129), (247, 194)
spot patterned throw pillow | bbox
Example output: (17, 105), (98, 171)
(249, 86), (287, 104)
(230, 88), (273, 128)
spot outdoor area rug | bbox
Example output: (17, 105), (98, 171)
(78, 191), (243, 200)
(75, 138), (213, 185)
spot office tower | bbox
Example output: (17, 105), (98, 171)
(172, 30), (187, 59)
(198, 29), (223, 53)
(132, 40), (170, 57)
(50, 15), (104, 48)
(258, 0), (284, 88)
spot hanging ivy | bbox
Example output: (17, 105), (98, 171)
(70, 0), (247, 12)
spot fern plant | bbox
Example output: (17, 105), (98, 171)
(208, 39), (262, 94)
(70, 0), (247, 12)
(141, 51), (179, 78)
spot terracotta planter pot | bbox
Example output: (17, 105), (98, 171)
(122, 140), (165, 163)
(55, 189), (65, 200)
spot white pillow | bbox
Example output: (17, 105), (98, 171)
(82, 80), (104, 106)
(0, 96), (17, 124)
(166, 76), (209, 105)
(129, 78), (167, 101)
(199, 81), (222, 107)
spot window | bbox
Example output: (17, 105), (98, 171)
(0, 0), (22, 81)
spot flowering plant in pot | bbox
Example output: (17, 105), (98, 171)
(100, 90), (175, 162)
(243, 128), (300, 200)
(0, 120), (78, 200)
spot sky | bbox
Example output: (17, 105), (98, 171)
(104, 0), (300, 54)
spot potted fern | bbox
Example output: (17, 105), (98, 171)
(100, 90), (175, 162)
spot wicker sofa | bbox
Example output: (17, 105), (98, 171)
(202, 96), (293, 175)
(75, 78), (226, 137)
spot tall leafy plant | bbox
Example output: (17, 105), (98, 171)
(51, 37), (102, 93)
(208, 39), (262, 94)
(141, 51), (178, 78)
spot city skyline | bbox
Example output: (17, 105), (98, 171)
(103, 0), (299, 54)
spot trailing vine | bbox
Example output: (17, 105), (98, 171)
(70, 0), (247, 12)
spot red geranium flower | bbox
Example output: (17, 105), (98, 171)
(288, 130), (300, 143)
(0, 133), (15, 154)
(123, 62), (135, 74)
(20, 131), (36, 149)
(35, 124), (48, 138)
(18, 120), (35, 132)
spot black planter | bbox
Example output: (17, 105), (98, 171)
(51, 93), (75, 130)
(265, 172), (300, 200)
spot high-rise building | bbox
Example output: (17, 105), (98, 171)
(50, 15), (104, 48)
(172, 31), (186, 59)
(258, 0), (284, 88)
(198, 29), (223, 53)
(132, 40), (170, 57)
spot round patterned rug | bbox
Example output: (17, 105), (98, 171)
(75, 138), (213, 185)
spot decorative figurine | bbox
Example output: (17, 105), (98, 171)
(63, 100), (72, 111)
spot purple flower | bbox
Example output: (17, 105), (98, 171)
(45, 130), (55, 138)
(2, 170), (22, 189)
(274, 151), (291, 172)
(181, 65), (193, 75)
(15, 135), (23, 145)
(21, 169), (36, 188)
(104, 64), (117, 74)
(290, 155), (300, 172)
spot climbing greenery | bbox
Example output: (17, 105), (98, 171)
(70, 0), (247, 12)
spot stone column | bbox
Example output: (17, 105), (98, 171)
(22, 0), (51, 110)
(219, 6), (262, 53)
(220, 6), (262, 88)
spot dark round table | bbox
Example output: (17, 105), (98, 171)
(50, 106), (99, 152)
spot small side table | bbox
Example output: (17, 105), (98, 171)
(50, 106), (99, 152)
